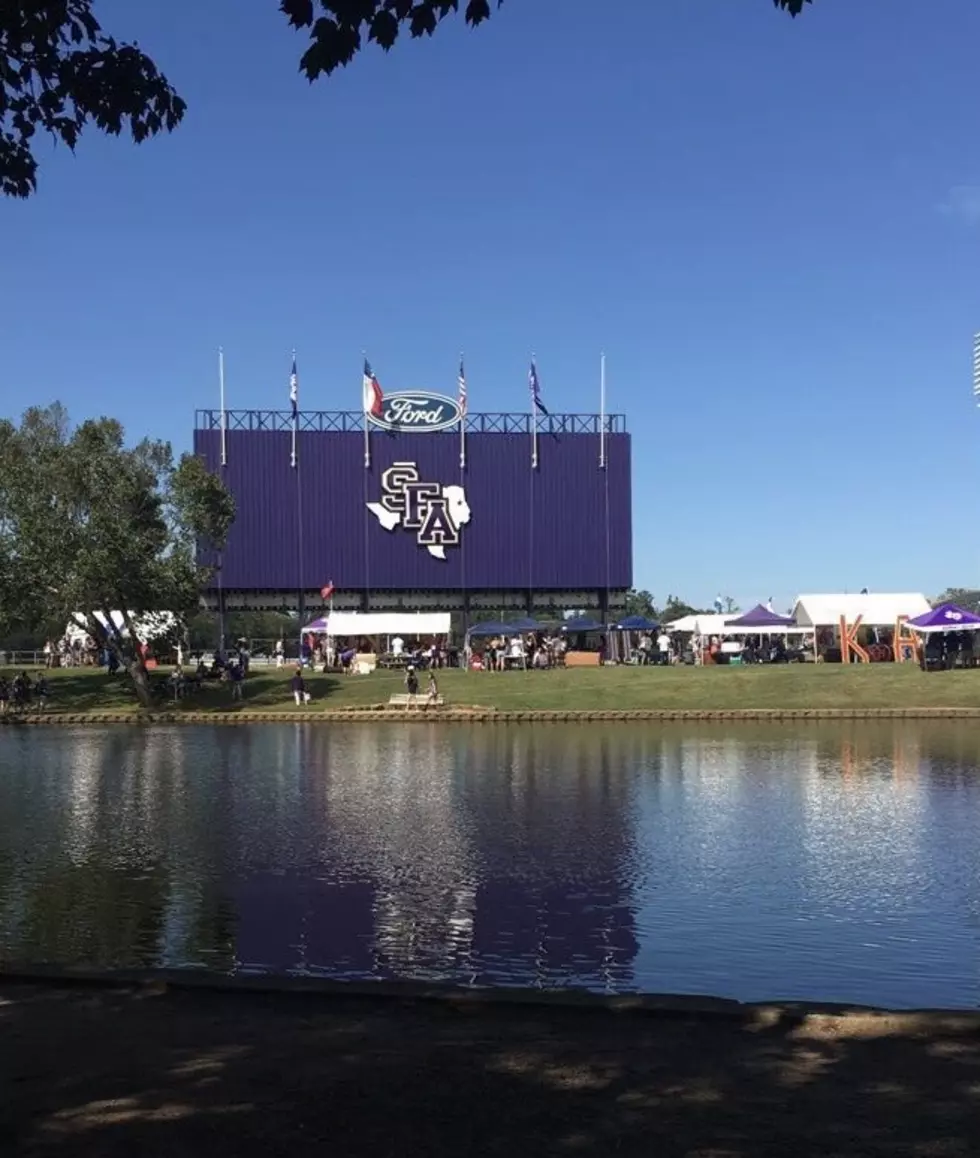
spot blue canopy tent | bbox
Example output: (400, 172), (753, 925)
(608, 613), (659, 663)
(466, 621), (509, 637)
(612, 614), (660, 632)
(561, 617), (605, 633)
(506, 616), (549, 633)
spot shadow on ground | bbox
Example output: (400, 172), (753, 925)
(1, 983), (978, 1156)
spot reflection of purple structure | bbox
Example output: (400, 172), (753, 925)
(226, 728), (639, 991)
(234, 876), (377, 977)
(464, 735), (639, 990)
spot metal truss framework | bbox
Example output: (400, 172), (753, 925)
(195, 410), (627, 435)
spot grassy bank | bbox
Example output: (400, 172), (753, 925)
(1, 662), (978, 716)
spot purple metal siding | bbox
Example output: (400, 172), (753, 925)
(194, 429), (632, 591)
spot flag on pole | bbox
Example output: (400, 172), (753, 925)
(362, 357), (381, 468)
(289, 353), (299, 468)
(529, 360), (548, 414)
(529, 358), (546, 469)
(973, 333), (980, 405)
(320, 581), (335, 600)
(458, 355), (467, 469)
(218, 347), (227, 467)
(599, 352), (606, 469)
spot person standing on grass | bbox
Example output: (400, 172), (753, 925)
(0, 676), (9, 715)
(427, 671), (439, 704)
(291, 666), (311, 706)
(35, 674), (49, 711)
(405, 665), (419, 698)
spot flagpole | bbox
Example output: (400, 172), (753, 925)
(599, 352), (606, 469)
(218, 347), (227, 467)
(459, 352), (466, 471)
(531, 354), (538, 470)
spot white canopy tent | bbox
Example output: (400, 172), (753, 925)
(65, 611), (178, 645)
(664, 613), (806, 636)
(792, 593), (930, 629)
(305, 612), (451, 637)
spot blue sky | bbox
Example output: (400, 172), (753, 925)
(3, 0), (980, 610)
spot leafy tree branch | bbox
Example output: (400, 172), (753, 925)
(2, 0), (813, 196)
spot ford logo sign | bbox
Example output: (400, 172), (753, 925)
(368, 391), (462, 434)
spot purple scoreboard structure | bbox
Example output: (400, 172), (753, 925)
(194, 396), (632, 619)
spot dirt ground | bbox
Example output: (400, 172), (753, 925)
(2, 981), (979, 1157)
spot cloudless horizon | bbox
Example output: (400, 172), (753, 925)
(3, 0), (980, 610)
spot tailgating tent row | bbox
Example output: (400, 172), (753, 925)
(666, 594), (934, 637)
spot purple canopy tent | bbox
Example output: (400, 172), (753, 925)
(905, 603), (980, 633)
(724, 604), (796, 629)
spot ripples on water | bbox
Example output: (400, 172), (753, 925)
(0, 722), (979, 1008)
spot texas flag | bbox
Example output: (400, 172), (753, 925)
(363, 359), (383, 417)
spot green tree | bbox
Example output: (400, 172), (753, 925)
(660, 595), (708, 623)
(932, 588), (980, 615)
(0, 405), (234, 706)
(3, 0), (813, 197)
(623, 588), (657, 619)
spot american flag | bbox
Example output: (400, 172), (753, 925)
(529, 359), (548, 414)
(973, 334), (980, 406)
(458, 357), (467, 415)
(289, 355), (298, 418)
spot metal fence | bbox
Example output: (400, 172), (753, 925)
(0, 651), (47, 668)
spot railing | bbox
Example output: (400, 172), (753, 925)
(0, 651), (48, 668)
(194, 409), (627, 435)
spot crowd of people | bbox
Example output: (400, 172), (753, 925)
(0, 671), (50, 714)
(473, 632), (570, 670)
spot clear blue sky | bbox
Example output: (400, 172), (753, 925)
(3, 0), (980, 610)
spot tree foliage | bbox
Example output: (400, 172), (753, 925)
(283, 1), (812, 80)
(932, 588), (980, 615)
(0, 405), (234, 705)
(2, 0), (814, 197)
(0, 0), (186, 197)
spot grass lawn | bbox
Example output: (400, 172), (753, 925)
(1, 662), (979, 716)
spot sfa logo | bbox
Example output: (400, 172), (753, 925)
(366, 462), (471, 560)
(364, 380), (462, 434)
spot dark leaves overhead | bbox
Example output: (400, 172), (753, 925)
(0, 0), (185, 197)
(291, 0), (504, 81)
(2, 1), (815, 197)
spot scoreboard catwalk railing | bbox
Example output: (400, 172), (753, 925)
(194, 409), (633, 618)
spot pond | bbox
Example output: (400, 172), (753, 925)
(1, 722), (979, 1008)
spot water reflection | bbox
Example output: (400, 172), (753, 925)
(0, 722), (979, 1008)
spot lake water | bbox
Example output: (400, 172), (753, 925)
(1, 722), (979, 1009)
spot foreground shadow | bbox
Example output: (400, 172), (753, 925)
(1, 984), (979, 1157)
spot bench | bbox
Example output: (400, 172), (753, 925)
(388, 693), (445, 709)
